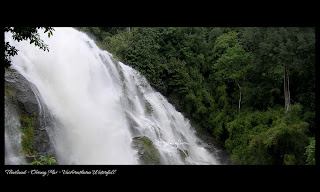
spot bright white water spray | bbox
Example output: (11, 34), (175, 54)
(5, 96), (26, 165)
(5, 27), (220, 165)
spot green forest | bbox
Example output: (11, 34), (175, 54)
(79, 27), (316, 165)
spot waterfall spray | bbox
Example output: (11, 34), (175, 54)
(5, 27), (221, 165)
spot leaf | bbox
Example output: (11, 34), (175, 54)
(47, 157), (57, 165)
(40, 155), (46, 162)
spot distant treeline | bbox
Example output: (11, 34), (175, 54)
(76, 27), (315, 165)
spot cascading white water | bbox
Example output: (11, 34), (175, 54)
(5, 27), (220, 165)
(5, 96), (26, 165)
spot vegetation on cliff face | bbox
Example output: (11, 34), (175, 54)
(5, 68), (55, 165)
(19, 114), (36, 155)
(23, 155), (56, 165)
(131, 136), (162, 165)
(77, 27), (315, 165)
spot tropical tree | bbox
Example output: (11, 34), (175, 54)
(4, 27), (54, 68)
(214, 45), (252, 112)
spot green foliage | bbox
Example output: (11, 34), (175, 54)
(305, 137), (315, 165)
(225, 105), (309, 165)
(77, 27), (315, 165)
(101, 32), (131, 58)
(283, 154), (296, 165)
(214, 45), (252, 83)
(211, 31), (239, 60)
(19, 115), (36, 155)
(24, 155), (57, 165)
(132, 136), (161, 165)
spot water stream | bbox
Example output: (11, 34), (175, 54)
(5, 27), (223, 165)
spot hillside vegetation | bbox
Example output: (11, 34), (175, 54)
(77, 27), (315, 165)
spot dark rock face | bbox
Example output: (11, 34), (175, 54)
(5, 69), (39, 116)
(5, 69), (54, 160)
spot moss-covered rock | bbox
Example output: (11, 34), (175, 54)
(5, 69), (54, 160)
(131, 136), (161, 165)
(5, 83), (14, 99)
(19, 114), (36, 155)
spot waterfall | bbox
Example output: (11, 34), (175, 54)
(5, 27), (222, 165)
(5, 96), (26, 165)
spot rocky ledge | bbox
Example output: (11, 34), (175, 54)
(5, 68), (54, 162)
(131, 136), (162, 165)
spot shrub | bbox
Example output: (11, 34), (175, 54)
(19, 115), (36, 155)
